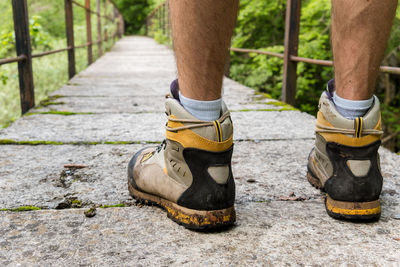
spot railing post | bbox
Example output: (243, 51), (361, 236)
(118, 13), (124, 38)
(85, 0), (93, 64)
(12, 0), (35, 114)
(166, 0), (170, 40)
(145, 17), (148, 35)
(158, 7), (161, 31)
(282, 0), (301, 105)
(96, 0), (103, 57)
(113, 7), (117, 41)
(65, 0), (76, 79)
(162, 3), (165, 34)
(224, 50), (231, 78)
(103, 0), (108, 43)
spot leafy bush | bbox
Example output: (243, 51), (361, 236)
(0, 32), (14, 59)
(114, 0), (151, 34)
(0, 15), (52, 87)
(29, 16), (52, 51)
(231, 0), (333, 115)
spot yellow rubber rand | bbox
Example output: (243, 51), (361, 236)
(326, 196), (381, 216)
(164, 205), (233, 226)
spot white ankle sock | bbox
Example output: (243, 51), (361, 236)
(333, 92), (374, 119)
(179, 92), (222, 121)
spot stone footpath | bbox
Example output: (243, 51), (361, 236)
(1, 36), (399, 266)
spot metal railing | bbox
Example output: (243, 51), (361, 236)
(146, 0), (400, 105)
(146, 1), (171, 43)
(0, 0), (125, 114)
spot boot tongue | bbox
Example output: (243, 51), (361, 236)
(170, 79), (180, 102)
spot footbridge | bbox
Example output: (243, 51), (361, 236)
(0, 36), (400, 265)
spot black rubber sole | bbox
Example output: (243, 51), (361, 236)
(307, 170), (381, 222)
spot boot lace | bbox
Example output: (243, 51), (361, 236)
(165, 111), (231, 132)
(315, 123), (383, 136)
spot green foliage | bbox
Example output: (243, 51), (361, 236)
(0, 32), (14, 58)
(29, 1), (65, 39)
(230, 46), (284, 100)
(153, 28), (171, 46)
(231, 0), (332, 116)
(230, 0), (400, 150)
(114, 0), (150, 34)
(0, 15), (52, 88)
(233, 0), (286, 48)
(29, 16), (52, 51)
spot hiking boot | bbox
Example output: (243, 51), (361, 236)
(307, 80), (384, 221)
(127, 82), (235, 229)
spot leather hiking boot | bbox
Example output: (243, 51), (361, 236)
(127, 86), (235, 230)
(307, 81), (384, 221)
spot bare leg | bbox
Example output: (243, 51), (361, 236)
(332, 0), (397, 100)
(170, 0), (239, 101)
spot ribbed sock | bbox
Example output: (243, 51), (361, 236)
(179, 92), (222, 121)
(333, 92), (374, 119)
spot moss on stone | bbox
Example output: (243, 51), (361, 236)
(35, 95), (66, 108)
(254, 92), (273, 99)
(84, 207), (97, 217)
(40, 101), (65, 107)
(0, 139), (162, 146)
(71, 199), (81, 205)
(25, 111), (94, 116)
(100, 204), (126, 208)
(0, 206), (42, 212)
(1, 118), (17, 129)
(265, 101), (298, 110)
(0, 139), (64, 145)
(104, 141), (135, 145)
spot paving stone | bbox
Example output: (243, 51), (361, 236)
(35, 94), (289, 114)
(0, 111), (315, 142)
(1, 142), (398, 219)
(34, 96), (167, 113)
(52, 84), (170, 97)
(0, 202), (399, 266)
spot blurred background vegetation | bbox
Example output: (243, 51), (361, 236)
(228, 0), (400, 152)
(0, 0), (117, 128)
(1, 0), (400, 152)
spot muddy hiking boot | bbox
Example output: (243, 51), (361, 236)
(307, 80), (384, 221)
(128, 81), (235, 230)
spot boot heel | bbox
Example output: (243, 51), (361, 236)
(306, 171), (323, 190)
(129, 182), (235, 229)
(325, 195), (381, 221)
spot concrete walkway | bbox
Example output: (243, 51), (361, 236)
(1, 36), (399, 266)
